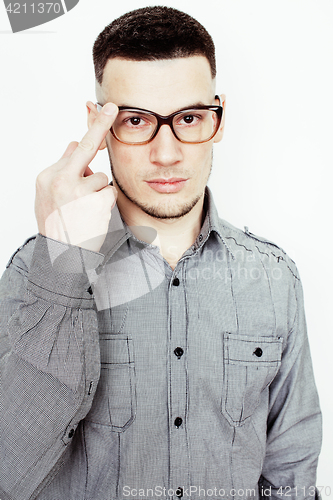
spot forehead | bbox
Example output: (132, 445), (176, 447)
(98, 56), (215, 115)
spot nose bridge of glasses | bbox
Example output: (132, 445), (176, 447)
(153, 113), (177, 140)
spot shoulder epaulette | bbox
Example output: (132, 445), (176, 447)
(243, 226), (299, 280)
(6, 235), (37, 269)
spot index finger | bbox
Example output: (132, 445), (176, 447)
(69, 102), (118, 175)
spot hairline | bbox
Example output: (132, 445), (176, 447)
(95, 55), (216, 102)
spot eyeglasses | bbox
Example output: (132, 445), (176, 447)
(96, 95), (223, 145)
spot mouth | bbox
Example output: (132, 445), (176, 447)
(146, 178), (188, 193)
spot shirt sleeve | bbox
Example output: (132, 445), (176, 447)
(259, 273), (322, 500)
(0, 234), (103, 500)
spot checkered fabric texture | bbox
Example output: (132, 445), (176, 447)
(0, 188), (322, 500)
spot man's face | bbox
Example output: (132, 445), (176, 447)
(96, 56), (224, 220)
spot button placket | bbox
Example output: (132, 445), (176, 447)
(172, 277), (180, 287)
(168, 268), (190, 492)
(61, 423), (78, 445)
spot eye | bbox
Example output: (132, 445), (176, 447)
(182, 115), (197, 124)
(119, 111), (155, 129)
(128, 116), (143, 126)
(124, 116), (145, 127)
(176, 112), (202, 127)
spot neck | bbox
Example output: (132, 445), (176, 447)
(117, 191), (205, 270)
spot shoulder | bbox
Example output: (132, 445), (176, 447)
(6, 235), (37, 276)
(215, 218), (300, 281)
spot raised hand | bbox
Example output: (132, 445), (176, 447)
(35, 103), (118, 253)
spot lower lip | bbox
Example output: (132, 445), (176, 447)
(146, 180), (187, 193)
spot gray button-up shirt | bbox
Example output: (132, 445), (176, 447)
(0, 188), (321, 500)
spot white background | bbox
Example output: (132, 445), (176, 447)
(0, 0), (332, 493)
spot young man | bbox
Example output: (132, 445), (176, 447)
(0, 6), (321, 500)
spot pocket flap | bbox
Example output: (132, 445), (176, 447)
(100, 334), (134, 365)
(224, 333), (283, 366)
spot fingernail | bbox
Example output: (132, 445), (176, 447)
(103, 103), (117, 116)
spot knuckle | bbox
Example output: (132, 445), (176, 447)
(101, 186), (116, 203)
(35, 167), (55, 191)
(35, 170), (46, 189)
(78, 138), (95, 152)
(95, 172), (109, 186)
(73, 184), (86, 199)
(50, 174), (67, 193)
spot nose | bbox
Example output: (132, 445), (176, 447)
(149, 124), (183, 167)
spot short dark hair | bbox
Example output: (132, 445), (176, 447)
(93, 6), (216, 85)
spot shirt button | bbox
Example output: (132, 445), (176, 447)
(176, 487), (183, 498)
(199, 234), (203, 242)
(174, 417), (183, 428)
(172, 277), (180, 286)
(68, 429), (75, 438)
(174, 347), (184, 358)
(253, 347), (263, 357)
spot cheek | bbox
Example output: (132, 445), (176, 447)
(108, 141), (142, 179)
(190, 145), (213, 175)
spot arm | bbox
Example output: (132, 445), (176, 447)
(0, 102), (119, 500)
(0, 235), (102, 500)
(260, 275), (322, 499)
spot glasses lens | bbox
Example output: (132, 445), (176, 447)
(173, 109), (219, 143)
(112, 110), (157, 144)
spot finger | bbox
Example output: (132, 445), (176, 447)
(110, 185), (118, 207)
(81, 172), (109, 193)
(69, 103), (118, 175)
(100, 184), (118, 211)
(61, 141), (79, 159)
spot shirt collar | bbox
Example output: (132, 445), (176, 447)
(198, 187), (235, 258)
(99, 203), (131, 264)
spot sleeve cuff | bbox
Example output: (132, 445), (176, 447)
(27, 234), (104, 308)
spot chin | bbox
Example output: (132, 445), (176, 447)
(134, 194), (202, 220)
(111, 167), (204, 220)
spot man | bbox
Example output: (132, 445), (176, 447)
(0, 6), (321, 500)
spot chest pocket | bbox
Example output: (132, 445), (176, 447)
(86, 334), (136, 432)
(221, 333), (283, 427)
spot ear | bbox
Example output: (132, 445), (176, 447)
(86, 101), (107, 150)
(213, 94), (226, 143)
